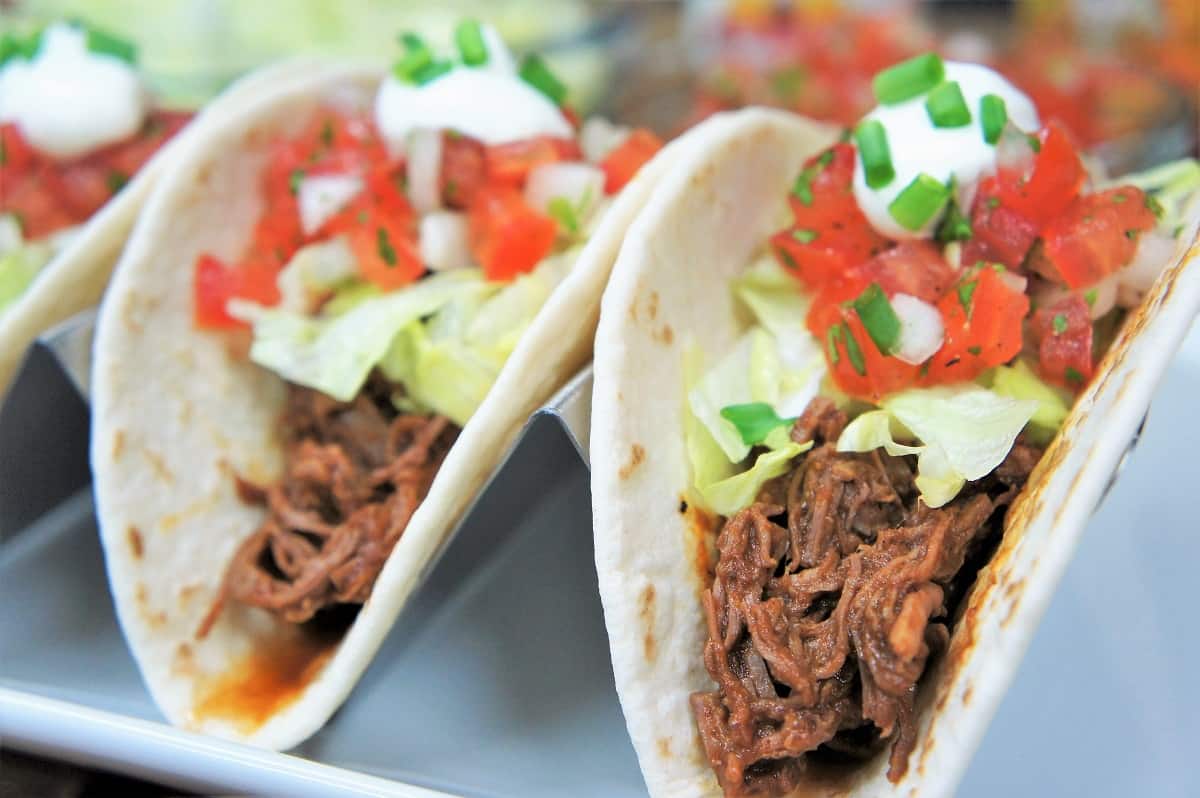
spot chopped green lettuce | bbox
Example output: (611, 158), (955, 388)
(380, 321), (498, 426)
(701, 441), (812, 516)
(988, 359), (1071, 444)
(275, 236), (359, 312)
(1106, 158), (1200, 234)
(837, 385), (1038, 507)
(0, 215), (56, 316)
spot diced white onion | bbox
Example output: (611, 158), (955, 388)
(276, 236), (357, 313)
(1085, 273), (1119, 318)
(419, 211), (473, 271)
(406, 128), (443, 215)
(942, 241), (964, 271)
(524, 161), (605, 220)
(1117, 230), (1176, 308)
(0, 214), (23, 256)
(1031, 273), (1116, 320)
(579, 117), (630, 164)
(891, 293), (944, 366)
(297, 174), (363, 236)
(995, 123), (1037, 178)
(994, 269), (1028, 296)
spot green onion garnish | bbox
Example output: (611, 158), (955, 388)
(454, 19), (488, 66)
(1, 29), (43, 65)
(841, 323), (867, 376)
(791, 148), (834, 206)
(519, 54), (567, 105)
(393, 32), (433, 83)
(854, 120), (895, 189)
(1052, 313), (1068, 335)
(852, 283), (901, 355)
(792, 228), (818, 244)
(980, 94), (1007, 145)
(925, 81), (971, 128)
(888, 173), (950, 231)
(85, 25), (137, 63)
(936, 196), (972, 242)
(376, 227), (397, 267)
(719, 402), (796, 447)
(412, 59), (452, 85)
(872, 52), (945, 105)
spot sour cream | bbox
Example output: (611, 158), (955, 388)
(374, 25), (571, 148)
(0, 23), (147, 159)
(853, 61), (1038, 240)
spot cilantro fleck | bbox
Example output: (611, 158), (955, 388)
(356, 209), (368, 224)
(967, 345), (982, 356)
(1112, 193), (1128, 203)
(826, 325), (842, 365)
(106, 171), (129, 194)
(1145, 193), (1165, 218)
(320, 119), (334, 148)
(376, 227), (397, 267)
(1027, 134), (1042, 153)
(919, 359), (931, 378)
(769, 66), (806, 103)
(1084, 288), (1098, 307)
(1064, 366), (1084, 385)
(1124, 229), (1139, 241)
(792, 228), (818, 244)
(790, 149), (836, 206)
(841, 323), (867, 376)
(775, 245), (800, 273)
(288, 168), (306, 195)
(987, 196), (1000, 209)
(957, 280), (978, 317)
(1052, 313), (1068, 335)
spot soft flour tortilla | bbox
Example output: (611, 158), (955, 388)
(591, 108), (1200, 798)
(0, 58), (333, 397)
(91, 62), (684, 750)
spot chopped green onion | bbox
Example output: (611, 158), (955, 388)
(412, 60), (453, 86)
(519, 54), (567, 105)
(288, 168), (306, 195)
(872, 52), (945, 105)
(547, 196), (579, 234)
(854, 120), (895, 189)
(85, 25), (137, 63)
(1027, 134), (1042, 153)
(826, 325), (842, 365)
(1052, 313), (1068, 335)
(719, 402), (796, 447)
(841, 323), (867, 376)
(1, 29), (42, 65)
(980, 94), (1007, 145)
(888, 173), (950, 231)
(790, 148), (834, 205)
(393, 32), (433, 83)
(957, 280), (978, 316)
(852, 283), (901, 355)
(792, 228), (818, 244)
(376, 227), (397, 267)
(454, 19), (489, 66)
(1145, 193), (1165, 218)
(925, 81), (971, 128)
(936, 192), (973, 243)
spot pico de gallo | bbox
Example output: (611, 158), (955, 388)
(196, 22), (662, 629)
(685, 52), (1198, 515)
(0, 21), (190, 316)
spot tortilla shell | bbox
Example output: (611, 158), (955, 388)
(591, 107), (1200, 797)
(91, 62), (686, 749)
(0, 58), (334, 397)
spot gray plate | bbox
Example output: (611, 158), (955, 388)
(3, 322), (1199, 796)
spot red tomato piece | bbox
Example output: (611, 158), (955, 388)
(823, 311), (919, 402)
(193, 254), (279, 329)
(96, 110), (191, 178)
(0, 123), (36, 174)
(1031, 186), (1157, 289)
(440, 133), (487, 208)
(485, 136), (581, 186)
(995, 123), (1085, 228)
(342, 198), (423, 290)
(468, 186), (557, 281)
(922, 267), (1029, 385)
(600, 129), (662, 194)
(1030, 294), (1094, 388)
(968, 178), (1041, 269)
(787, 143), (858, 226)
(851, 240), (956, 304)
(771, 227), (862, 289)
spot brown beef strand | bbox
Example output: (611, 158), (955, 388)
(198, 379), (458, 636)
(692, 397), (1039, 797)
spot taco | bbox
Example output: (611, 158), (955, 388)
(592, 54), (1200, 797)
(92, 22), (675, 748)
(0, 20), (333, 395)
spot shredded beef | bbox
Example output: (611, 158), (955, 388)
(692, 397), (1039, 796)
(198, 377), (458, 636)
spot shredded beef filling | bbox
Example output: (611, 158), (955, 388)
(199, 377), (458, 636)
(692, 397), (1039, 797)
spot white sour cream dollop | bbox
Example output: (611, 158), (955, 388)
(374, 25), (571, 149)
(0, 23), (147, 159)
(853, 61), (1039, 240)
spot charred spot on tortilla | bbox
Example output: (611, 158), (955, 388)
(679, 497), (689, 514)
(653, 324), (674, 345)
(199, 374), (458, 637)
(111, 429), (126, 460)
(619, 443), (646, 479)
(126, 525), (143, 559)
(648, 290), (660, 321)
(692, 398), (1039, 795)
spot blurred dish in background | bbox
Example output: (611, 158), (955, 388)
(682, 0), (1197, 172)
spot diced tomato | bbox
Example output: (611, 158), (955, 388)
(600, 129), (662, 194)
(97, 110), (191, 178)
(1031, 186), (1157, 289)
(440, 133), (488, 209)
(771, 227), (861, 288)
(786, 143), (857, 228)
(968, 178), (1040, 269)
(1030, 294), (1094, 388)
(193, 254), (279, 329)
(1, 123), (37, 174)
(995, 123), (1085, 229)
(921, 266), (1029, 384)
(333, 195), (422, 290)
(485, 136), (582, 186)
(468, 186), (557, 281)
(851, 240), (955, 304)
(823, 310), (920, 401)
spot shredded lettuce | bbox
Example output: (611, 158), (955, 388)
(240, 269), (484, 402)
(0, 215), (56, 316)
(701, 441), (813, 516)
(988, 359), (1071, 444)
(838, 385), (1038, 507)
(1106, 158), (1200, 235)
(380, 321), (498, 426)
(684, 343), (737, 494)
(275, 236), (358, 313)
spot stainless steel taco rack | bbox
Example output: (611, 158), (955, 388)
(2, 310), (1198, 798)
